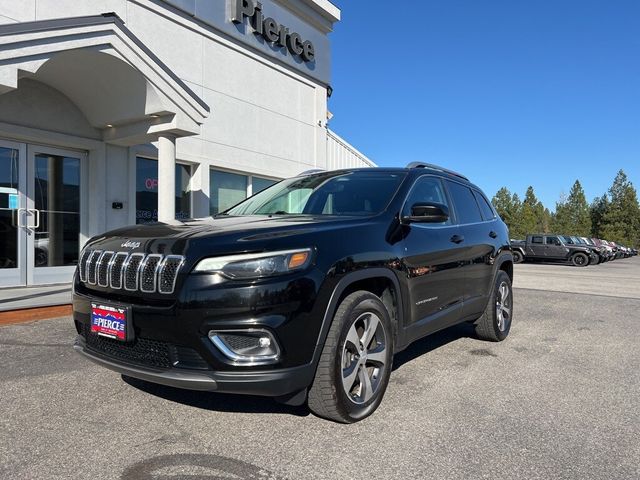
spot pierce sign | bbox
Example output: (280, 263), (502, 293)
(232, 0), (316, 63)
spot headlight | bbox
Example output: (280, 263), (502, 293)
(193, 248), (313, 279)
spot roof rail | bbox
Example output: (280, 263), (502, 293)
(297, 169), (326, 176)
(406, 162), (469, 181)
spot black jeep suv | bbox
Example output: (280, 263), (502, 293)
(73, 163), (514, 423)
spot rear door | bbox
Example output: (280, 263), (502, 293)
(544, 235), (567, 258)
(445, 181), (496, 317)
(527, 236), (545, 256)
(401, 175), (465, 333)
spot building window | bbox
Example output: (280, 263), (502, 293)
(252, 176), (277, 195)
(209, 169), (248, 215)
(136, 157), (192, 224)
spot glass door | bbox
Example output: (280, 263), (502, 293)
(0, 140), (27, 287)
(27, 145), (85, 285)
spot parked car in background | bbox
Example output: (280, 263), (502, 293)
(511, 234), (596, 266)
(561, 236), (604, 265)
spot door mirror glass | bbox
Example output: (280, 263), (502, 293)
(403, 202), (449, 223)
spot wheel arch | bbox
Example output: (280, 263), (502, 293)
(310, 269), (404, 372)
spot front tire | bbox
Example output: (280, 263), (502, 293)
(475, 270), (513, 342)
(308, 291), (394, 423)
(571, 252), (589, 267)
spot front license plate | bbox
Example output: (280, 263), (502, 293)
(90, 303), (129, 341)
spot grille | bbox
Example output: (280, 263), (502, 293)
(87, 250), (102, 285)
(221, 334), (262, 351)
(78, 248), (185, 294)
(82, 325), (209, 370)
(109, 252), (129, 289)
(97, 251), (114, 287)
(83, 324), (172, 369)
(140, 255), (163, 293)
(124, 253), (145, 291)
(159, 256), (185, 294)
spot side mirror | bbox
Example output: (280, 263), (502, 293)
(403, 202), (449, 224)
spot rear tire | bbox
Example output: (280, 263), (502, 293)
(475, 270), (513, 342)
(571, 252), (589, 267)
(308, 291), (394, 423)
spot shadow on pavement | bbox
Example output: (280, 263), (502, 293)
(122, 375), (310, 417)
(393, 321), (477, 371)
(123, 322), (478, 416)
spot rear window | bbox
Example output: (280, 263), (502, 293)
(532, 236), (543, 244)
(473, 190), (496, 221)
(446, 181), (483, 224)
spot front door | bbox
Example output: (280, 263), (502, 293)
(0, 140), (85, 287)
(401, 175), (466, 334)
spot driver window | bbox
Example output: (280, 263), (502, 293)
(545, 236), (561, 246)
(403, 176), (451, 225)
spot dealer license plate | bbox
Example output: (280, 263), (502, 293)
(90, 303), (129, 341)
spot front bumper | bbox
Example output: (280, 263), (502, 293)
(74, 335), (315, 396)
(72, 267), (331, 397)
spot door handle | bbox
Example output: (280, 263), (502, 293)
(25, 209), (40, 232)
(450, 234), (464, 244)
(16, 207), (27, 228)
(489, 231), (497, 239)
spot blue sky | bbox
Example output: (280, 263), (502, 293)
(327, 0), (640, 210)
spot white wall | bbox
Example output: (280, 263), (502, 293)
(0, 0), (372, 237)
(327, 130), (376, 170)
(0, 0), (330, 181)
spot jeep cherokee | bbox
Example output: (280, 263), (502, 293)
(72, 163), (514, 423)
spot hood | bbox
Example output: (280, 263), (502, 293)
(85, 215), (373, 256)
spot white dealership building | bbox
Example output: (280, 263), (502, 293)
(0, 0), (373, 293)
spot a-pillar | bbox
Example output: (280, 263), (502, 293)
(157, 134), (176, 223)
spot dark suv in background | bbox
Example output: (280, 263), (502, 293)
(72, 163), (514, 423)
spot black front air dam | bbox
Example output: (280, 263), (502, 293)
(74, 338), (315, 397)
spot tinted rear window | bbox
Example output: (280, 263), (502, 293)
(473, 190), (496, 221)
(446, 181), (483, 224)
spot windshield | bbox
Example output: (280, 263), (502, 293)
(562, 236), (575, 244)
(224, 171), (406, 216)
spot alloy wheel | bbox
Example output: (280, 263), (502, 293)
(341, 312), (387, 405)
(495, 281), (511, 332)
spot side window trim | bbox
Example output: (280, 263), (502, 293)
(400, 174), (456, 226)
(473, 189), (497, 221)
(443, 179), (486, 226)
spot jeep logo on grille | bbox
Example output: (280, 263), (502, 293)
(121, 240), (141, 249)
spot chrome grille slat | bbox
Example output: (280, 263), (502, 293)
(97, 251), (114, 287)
(124, 253), (145, 291)
(79, 249), (184, 295)
(109, 252), (129, 289)
(140, 254), (163, 293)
(87, 250), (103, 285)
(159, 255), (185, 294)
(78, 248), (92, 283)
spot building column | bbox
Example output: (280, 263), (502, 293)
(157, 134), (176, 223)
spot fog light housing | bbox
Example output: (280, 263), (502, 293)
(208, 329), (280, 366)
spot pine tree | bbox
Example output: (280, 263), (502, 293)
(600, 170), (640, 246)
(491, 188), (526, 239)
(590, 194), (609, 238)
(552, 180), (591, 236)
(521, 186), (545, 234)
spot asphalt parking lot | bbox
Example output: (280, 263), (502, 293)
(1, 258), (639, 480)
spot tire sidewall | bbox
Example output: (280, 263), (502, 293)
(332, 295), (394, 422)
(490, 271), (513, 340)
(572, 252), (588, 267)
(513, 251), (523, 263)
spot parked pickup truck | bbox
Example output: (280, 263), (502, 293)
(511, 234), (597, 267)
